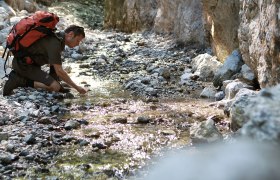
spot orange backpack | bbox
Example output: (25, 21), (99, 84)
(2, 11), (59, 76)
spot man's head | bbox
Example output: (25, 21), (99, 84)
(64, 25), (85, 48)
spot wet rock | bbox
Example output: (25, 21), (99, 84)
(6, 144), (15, 153)
(45, 176), (59, 180)
(28, 95), (36, 100)
(92, 142), (107, 149)
(71, 53), (83, 60)
(0, 153), (18, 165)
(62, 135), (75, 142)
(79, 64), (91, 68)
(78, 119), (89, 125)
(161, 130), (176, 136)
(112, 117), (127, 124)
(19, 150), (29, 157)
(0, 116), (9, 125)
(25, 153), (35, 161)
(64, 120), (80, 130)
(51, 105), (60, 113)
(37, 117), (52, 124)
(77, 139), (90, 146)
(23, 134), (36, 144)
(137, 116), (152, 124)
(35, 167), (50, 173)
(78, 164), (91, 171)
(0, 132), (9, 141)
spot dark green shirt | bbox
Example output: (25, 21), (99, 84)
(26, 32), (65, 66)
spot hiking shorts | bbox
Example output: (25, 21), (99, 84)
(12, 58), (55, 86)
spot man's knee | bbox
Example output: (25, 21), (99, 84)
(49, 81), (60, 92)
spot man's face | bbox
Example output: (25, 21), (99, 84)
(65, 32), (84, 48)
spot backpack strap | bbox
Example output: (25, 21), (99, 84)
(2, 51), (11, 79)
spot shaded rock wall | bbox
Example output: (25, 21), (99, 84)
(154, 0), (205, 45)
(4, 0), (57, 13)
(104, 0), (205, 45)
(202, 0), (240, 62)
(104, 0), (157, 32)
(239, 1), (280, 88)
(4, 0), (37, 12)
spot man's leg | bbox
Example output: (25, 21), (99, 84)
(2, 70), (29, 96)
(34, 80), (61, 92)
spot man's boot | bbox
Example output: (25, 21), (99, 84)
(3, 71), (27, 96)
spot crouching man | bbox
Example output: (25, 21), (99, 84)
(2, 25), (87, 96)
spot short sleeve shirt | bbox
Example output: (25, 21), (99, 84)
(26, 32), (65, 66)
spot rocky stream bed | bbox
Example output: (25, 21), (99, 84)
(0, 1), (231, 179)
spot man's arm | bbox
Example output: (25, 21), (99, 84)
(53, 64), (87, 94)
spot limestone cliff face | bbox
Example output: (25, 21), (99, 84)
(104, 0), (157, 32)
(4, 0), (37, 12)
(104, 0), (205, 45)
(4, 0), (56, 12)
(239, 1), (280, 88)
(154, 0), (205, 45)
(202, 0), (240, 62)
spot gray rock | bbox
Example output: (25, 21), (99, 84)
(112, 117), (127, 124)
(0, 132), (9, 141)
(190, 119), (222, 143)
(200, 87), (216, 99)
(230, 94), (256, 131)
(64, 120), (80, 130)
(191, 54), (222, 82)
(0, 153), (17, 165)
(241, 64), (255, 82)
(240, 85), (280, 142)
(215, 91), (225, 101)
(23, 134), (36, 144)
(213, 50), (244, 87)
(37, 117), (52, 124)
(224, 80), (251, 100)
(137, 116), (151, 124)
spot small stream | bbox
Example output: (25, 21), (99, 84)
(34, 78), (224, 179)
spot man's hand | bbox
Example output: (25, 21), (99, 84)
(53, 64), (87, 94)
(76, 86), (87, 94)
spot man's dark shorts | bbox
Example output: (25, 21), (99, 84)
(12, 58), (55, 86)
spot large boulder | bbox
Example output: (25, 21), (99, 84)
(238, 1), (280, 88)
(237, 85), (280, 142)
(229, 91), (257, 131)
(202, 0), (240, 62)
